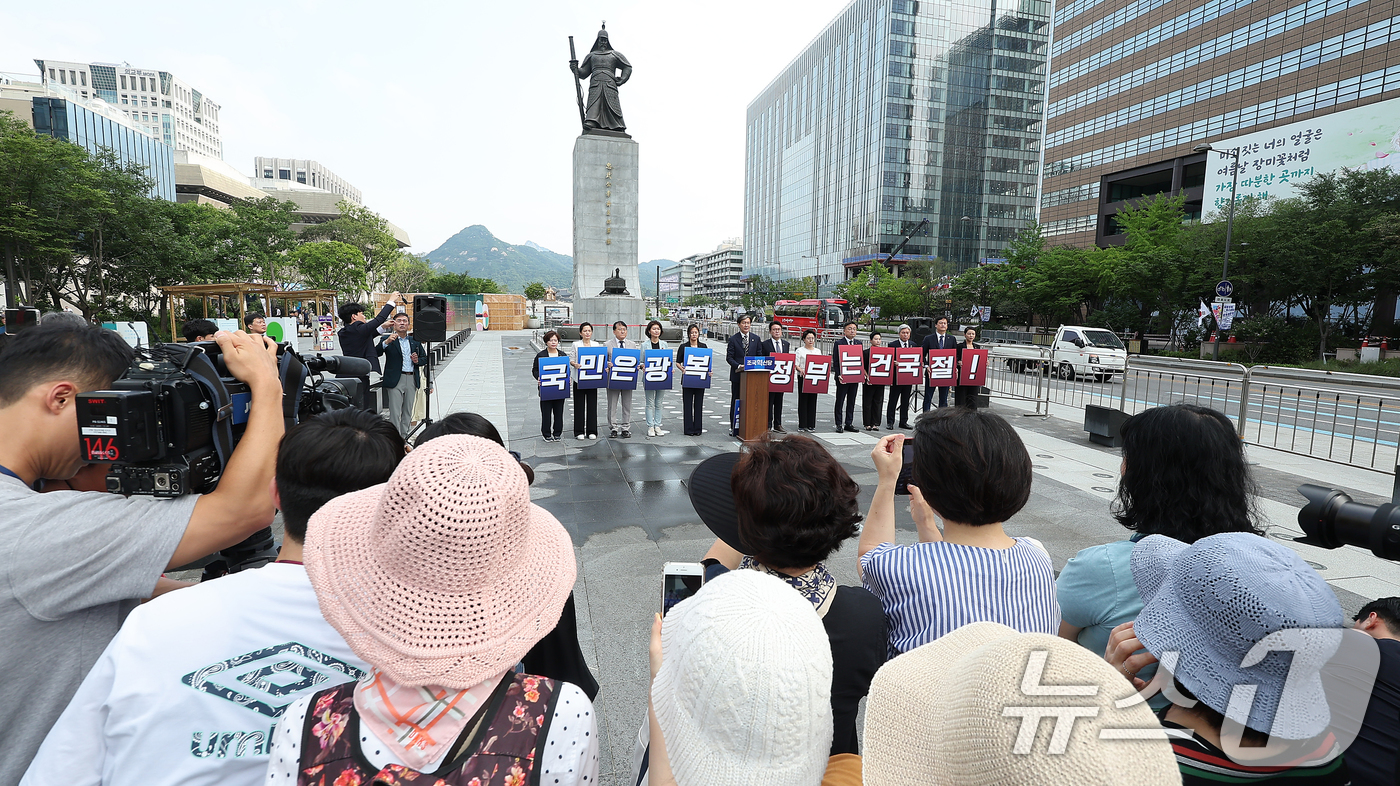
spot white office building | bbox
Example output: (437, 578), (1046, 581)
(660, 257), (696, 305)
(253, 157), (362, 205)
(693, 240), (745, 303)
(34, 59), (222, 159)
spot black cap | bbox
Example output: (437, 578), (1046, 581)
(686, 452), (753, 554)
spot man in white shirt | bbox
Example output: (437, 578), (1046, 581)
(22, 409), (405, 786)
(605, 321), (635, 439)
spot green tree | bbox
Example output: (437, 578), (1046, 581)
(682, 294), (714, 306)
(384, 254), (433, 294)
(301, 199), (403, 291)
(1109, 194), (1192, 332)
(291, 241), (369, 297)
(226, 196), (299, 287)
(424, 272), (502, 295)
(523, 281), (547, 300)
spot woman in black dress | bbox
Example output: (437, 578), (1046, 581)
(531, 330), (567, 441)
(954, 326), (981, 409)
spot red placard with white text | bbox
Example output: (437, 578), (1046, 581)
(958, 348), (989, 387)
(895, 347), (922, 386)
(802, 357), (830, 394)
(837, 344), (865, 384)
(867, 347), (895, 385)
(769, 353), (797, 393)
(926, 349), (957, 387)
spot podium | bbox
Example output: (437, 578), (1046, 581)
(738, 356), (773, 441)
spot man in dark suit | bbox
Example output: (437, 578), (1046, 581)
(831, 321), (862, 433)
(886, 323), (914, 429)
(726, 314), (763, 437)
(919, 316), (957, 412)
(761, 321), (792, 433)
(377, 312), (427, 437)
(337, 291), (400, 410)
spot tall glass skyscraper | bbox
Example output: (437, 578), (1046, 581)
(744, 0), (1051, 285)
(31, 96), (175, 201)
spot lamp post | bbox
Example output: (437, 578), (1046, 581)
(1194, 142), (1240, 361)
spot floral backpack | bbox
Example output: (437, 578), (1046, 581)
(295, 673), (558, 786)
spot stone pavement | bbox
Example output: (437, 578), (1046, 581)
(431, 329), (1400, 786)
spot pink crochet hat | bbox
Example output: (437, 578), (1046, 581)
(304, 434), (576, 688)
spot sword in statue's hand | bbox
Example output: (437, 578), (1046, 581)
(568, 35), (586, 132)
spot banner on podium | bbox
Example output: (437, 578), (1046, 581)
(802, 357), (831, 394)
(895, 348), (922, 386)
(608, 347), (641, 389)
(837, 344), (864, 384)
(958, 348), (989, 387)
(575, 346), (608, 389)
(538, 356), (571, 400)
(868, 348), (895, 385)
(643, 349), (673, 390)
(680, 347), (712, 389)
(926, 349), (957, 387)
(769, 353), (796, 393)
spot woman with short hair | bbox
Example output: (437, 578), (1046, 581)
(690, 435), (886, 755)
(859, 409), (1059, 655)
(531, 330), (567, 442)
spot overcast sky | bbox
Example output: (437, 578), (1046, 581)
(2, 0), (854, 262)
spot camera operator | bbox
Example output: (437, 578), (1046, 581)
(0, 322), (284, 784)
(22, 409), (403, 786)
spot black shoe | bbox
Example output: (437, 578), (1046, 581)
(834, 425), (844, 433)
(620, 430), (631, 438)
(899, 422), (913, 429)
(773, 425), (786, 433)
(886, 423), (894, 430)
(845, 425), (859, 433)
(610, 429), (619, 438)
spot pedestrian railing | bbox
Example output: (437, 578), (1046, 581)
(981, 351), (1400, 473)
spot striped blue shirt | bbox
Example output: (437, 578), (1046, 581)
(860, 538), (1060, 655)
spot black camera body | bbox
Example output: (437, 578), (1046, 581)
(76, 341), (370, 498)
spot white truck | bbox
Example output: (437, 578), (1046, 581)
(996, 326), (1129, 383)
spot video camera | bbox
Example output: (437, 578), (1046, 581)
(1296, 484), (1400, 561)
(75, 340), (370, 497)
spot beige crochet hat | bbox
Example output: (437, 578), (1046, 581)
(304, 434), (576, 688)
(863, 622), (1181, 786)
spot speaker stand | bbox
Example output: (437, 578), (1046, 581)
(408, 341), (435, 443)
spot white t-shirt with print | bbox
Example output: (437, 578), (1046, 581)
(22, 563), (368, 786)
(264, 681), (600, 785)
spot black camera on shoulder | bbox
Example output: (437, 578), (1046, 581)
(76, 341), (370, 497)
(1297, 484), (1400, 562)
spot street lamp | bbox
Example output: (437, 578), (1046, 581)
(1194, 142), (1240, 361)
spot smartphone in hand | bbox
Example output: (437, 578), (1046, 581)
(895, 439), (915, 496)
(662, 562), (705, 615)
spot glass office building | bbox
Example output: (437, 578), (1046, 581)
(31, 96), (176, 201)
(1038, 0), (1400, 245)
(745, 0), (1051, 283)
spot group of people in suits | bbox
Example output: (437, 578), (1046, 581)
(333, 293), (431, 438)
(727, 314), (982, 437)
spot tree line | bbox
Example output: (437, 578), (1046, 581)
(0, 111), (501, 330)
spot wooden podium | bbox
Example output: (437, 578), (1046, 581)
(738, 357), (773, 441)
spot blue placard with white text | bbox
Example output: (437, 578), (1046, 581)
(680, 347), (713, 389)
(538, 356), (571, 400)
(643, 349), (673, 390)
(608, 347), (642, 389)
(575, 346), (608, 389)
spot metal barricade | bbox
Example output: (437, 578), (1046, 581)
(985, 346), (1050, 415)
(1117, 356), (1249, 429)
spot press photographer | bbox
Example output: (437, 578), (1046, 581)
(0, 321), (284, 785)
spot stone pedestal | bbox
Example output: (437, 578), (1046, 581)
(572, 133), (644, 327)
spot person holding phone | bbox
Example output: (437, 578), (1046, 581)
(688, 437), (886, 756)
(531, 330), (568, 442)
(569, 322), (601, 440)
(794, 329), (820, 432)
(675, 324), (709, 436)
(858, 409), (1058, 656)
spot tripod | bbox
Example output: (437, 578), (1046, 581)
(408, 340), (436, 442)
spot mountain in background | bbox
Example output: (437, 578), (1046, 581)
(425, 224), (674, 297)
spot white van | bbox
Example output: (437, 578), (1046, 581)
(999, 326), (1129, 382)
